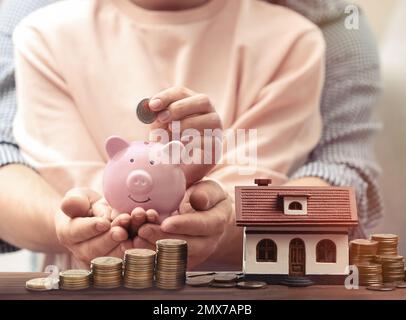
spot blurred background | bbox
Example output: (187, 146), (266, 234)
(0, 0), (405, 271)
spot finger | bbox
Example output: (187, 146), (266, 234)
(111, 213), (131, 229)
(157, 94), (214, 123)
(149, 86), (194, 112)
(130, 207), (147, 232)
(61, 188), (102, 218)
(160, 198), (231, 236)
(75, 226), (129, 261)
(92, 199), (112, 218)
(110, 209), (122, 221)
(64, 216), (111, 244)
(169, 112), (222, 133)
(146, 209), (159, 224)
(189, 180), (227, 211)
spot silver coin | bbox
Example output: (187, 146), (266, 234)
(236, 281), (267, 289)
(210, 281), (237, 288)
(137, 98), (157, 124)
(214, 273), (238, 283)
(186, 276), (214, 287)
(395, 281), (406, 288)
(366, 284), (396, 291)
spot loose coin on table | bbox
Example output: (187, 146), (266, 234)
(236, 281), (267, 290)
(187, 272), (216, 278)
(124, 248), (156, 289)
(213, 273), (238, 283)
(137, 98), (157, 124)
(186, 275), (214, 287)
(91, 256), (123, 289)
(395, 281), (406, 288)
(366, 284), (396, 292)
(60, 269), (91, 291)
(26, 278), (54, 292)
(210, 281), (237, 288)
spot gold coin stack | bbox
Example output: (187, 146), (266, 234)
(371, 234), (404, 283)
(155, 239), (188, 290)
(374, 255), (405, 283)
(91, 257), (123, 289)
(349, 239), (382, 285)
(124, 249), (156, 289)
(60, 270), (91, 290)
(371, 234), (399, 256)
(357, 263), (383, 286)
(349, 239), (378, 265)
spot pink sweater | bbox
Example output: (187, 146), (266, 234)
(13, 0), (325, 199)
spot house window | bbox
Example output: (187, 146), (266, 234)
(316, 240), (336, 263)
(256, 239), (277, 262)
(288, 201), (302, 210)
(282, 196), (307, 215)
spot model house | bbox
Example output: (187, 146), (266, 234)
(235, 179), (358, 285)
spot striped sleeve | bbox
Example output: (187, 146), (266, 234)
(0, 0), (58, 253)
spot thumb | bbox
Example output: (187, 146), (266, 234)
(189, 180), (226, 211)
(61, 188), (102, 218)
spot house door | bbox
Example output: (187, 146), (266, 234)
(289, 238), (305, 277)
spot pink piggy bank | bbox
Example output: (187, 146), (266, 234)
(103, 136), (186, 221)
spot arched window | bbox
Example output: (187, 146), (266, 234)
(316, 240), (336, 263)
(256, 239), (277, 262)
(288, 201), (302, 210)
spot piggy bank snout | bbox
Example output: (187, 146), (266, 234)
(126, 170), (153, 195)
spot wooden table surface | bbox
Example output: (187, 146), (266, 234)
(1, 272), (405, 300)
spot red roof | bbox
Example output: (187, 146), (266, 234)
(235, 186), (358, 227)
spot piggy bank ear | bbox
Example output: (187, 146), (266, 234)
(105, 136), (130, 159)
(160, 141), (185, 165)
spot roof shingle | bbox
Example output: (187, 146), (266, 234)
(235, 186), (358, 227)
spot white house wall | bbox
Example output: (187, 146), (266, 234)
(244, 233), (349, 275)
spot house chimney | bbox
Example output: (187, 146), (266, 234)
(254, 179), (272, 186)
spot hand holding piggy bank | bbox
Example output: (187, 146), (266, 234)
(103, 136), (186, 222)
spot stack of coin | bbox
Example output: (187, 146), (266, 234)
(349, 239), (378, 265)
(124, 249), (156, 289)
(60, 270), (91, 290)
(357, 263), (383, 286)
(156, 239), (188, 290)
(374, 255), (405, 283)
(91, 257), (123, 289)
(371, 234), (399, 256)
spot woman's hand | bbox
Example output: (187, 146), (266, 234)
(55, 188), (132, 268)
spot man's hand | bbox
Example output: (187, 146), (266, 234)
(55, 188), (132, 269)
(134, 180), (232, 269)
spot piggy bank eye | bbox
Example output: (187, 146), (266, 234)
(150, 160), (155, 165)
(130, 158), (135, 163)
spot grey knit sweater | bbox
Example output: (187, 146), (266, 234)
(0, 0), (382, 252)
(272, 0), (383, 238)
